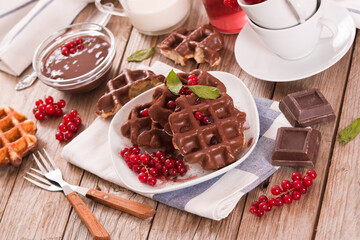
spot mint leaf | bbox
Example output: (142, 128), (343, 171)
(337, 118), (360, 143)
(187, 85), (220, 99)
(166, 70), (183, 95)
(127, 47), (155, 62)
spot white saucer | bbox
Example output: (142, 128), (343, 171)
(234, 0), (355, 82)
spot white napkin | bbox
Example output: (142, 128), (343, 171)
(61, 62), (291, 220)
(335, 0), (360, 28)
(0, 0), (92, 76)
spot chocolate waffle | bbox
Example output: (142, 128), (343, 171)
(158, 24), (224, 66)
(148, 69), (227, 135)
(168, 91), (246, 170)
(96, 69), (165, 118)
(121, 103), (172, 149)
(0, 106), (38, 168)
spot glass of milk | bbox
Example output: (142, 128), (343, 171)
(95, 0), (191, 35)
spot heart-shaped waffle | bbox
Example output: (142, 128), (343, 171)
(0, 106), (38, 168)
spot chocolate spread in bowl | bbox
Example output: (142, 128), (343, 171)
(42, 36), (110, 80)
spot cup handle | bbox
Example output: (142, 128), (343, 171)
(286, 0), (307, 23)
(318, 18), (338, 39)
(95, 0), (127, 17)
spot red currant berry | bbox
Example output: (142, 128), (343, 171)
(165, 159), (175, 169)
(46, 105), (55, 116)
(168, 168), (178, 176)
(131, 147), (140, 155)
(38, 104), (46, 113)
(138, 172), (148, 183)
(177, 166), (187, 175)
(127, 162), (134, 169)
(291, 172), (302, 181)
(302, 176), (313, 187)
(73, 117), (82, 126)
(45, 96), (54, 105)
(64, 131), (73, 140)
(53, 107), (63, 117)
(275, 197), (284, 206)
(139, 108), (149, 117)
(249, 206), (258, 214)
(265, 205), (272, 212)
(63, 114), (72, 123)
(155, 151), (165, 158)
(35, 99), (43, 106)
(256, 210), (264, 217)
(57, 99), (66, 108)
(77, 44), (84, 50)
(307, 170), (317, 179)
(179, 86), (188, 95)
(187, 79), (197, 86)
(132, 164), (142, 173)
(292, 190), (301, 200)
(120, 148), (129, 157)
(258, 195), (268, 203)
(124, 151), (131, 159)
(187, 74), (198, 82)
(66, 41), (75, 49)
(259, 202), (268, 211)
(59, 122), (67, 132)
(299, 186), (307, 194)
(55, 132), (64, 142)
(69, 48), (76, 54)
(32, 107), (38, 114)
(149, 168), (157, 176)
(175, 160), (184, 168)
(66, 122), (77, 132)
(251, 201), (260, 208)
(201, 116), (211, 125)
(193, 111), (204, 120)
(283, 194), (293, 204)
(166, 100), (176, 110)
(130, 155), (139, 164)
(75, 37), (83, 45)
(147, 176), (157, 186)
(140, 154), (150, 164)
(293, 180), (303, 189)
(281, 180), (292, 191)
(34, 111), (45, 120)
(271, 185), (282, 195)
(268, 198), (276, 207)
(61, 47), (69, 56)
(70, 110), (78, 118)
(162, 166), (169, 176)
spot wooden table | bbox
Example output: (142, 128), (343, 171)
(1, 1), (359, 239)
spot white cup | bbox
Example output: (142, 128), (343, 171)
(248, 0), (337, 60)
(95, 0), (191, 35)
(238, 0), (318, 29)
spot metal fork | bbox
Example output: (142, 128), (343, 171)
(31, 149), (110, 240)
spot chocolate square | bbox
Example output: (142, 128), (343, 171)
(279, 89), (335, 127)
(271, 127), (321, 168)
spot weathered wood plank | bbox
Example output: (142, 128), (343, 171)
(237, 37), (355, 240)
(315, 33), (360, 240)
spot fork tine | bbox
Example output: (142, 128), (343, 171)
(37, 150), (53, 172)
(32, 153), (48, 174)
(24, 176), (52, 190)
(27, 171), (53, 186)
(43, 148), (58, 170)
(30, 168), (43, 175)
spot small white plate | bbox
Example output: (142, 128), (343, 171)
(234, 0), (355, 82)
(108, 71), (260, 194)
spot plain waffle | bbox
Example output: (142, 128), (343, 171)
(158, 24), (224, 66)
(0, 106), (38, 168)
(96, 69), (165, 118)
(121, 103), (173, 149)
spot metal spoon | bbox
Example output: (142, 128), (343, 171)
(15, 3), (113, 91)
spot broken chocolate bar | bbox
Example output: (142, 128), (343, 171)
(271, 127), (321, 168)
(279, 88), (335, 127)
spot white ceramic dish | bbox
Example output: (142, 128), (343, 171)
(234, 0), (355, 82)
(108, 71), (260, 194)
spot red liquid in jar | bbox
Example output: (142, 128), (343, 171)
(202, 0), (247, 33)
(43, 36), (110, 80)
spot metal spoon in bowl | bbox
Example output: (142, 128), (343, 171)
(15, 3), (113, 91)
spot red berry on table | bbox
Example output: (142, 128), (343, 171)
(281, 180), (292, 191)
(302, 176), (313, 187)
(140, 154), (150, 164)
(38, 104), (46, 113)
(299, 186), (307, 194)
(283, 194), (293, 204)
(76, 37), (83, 45)
(57, 99), (66, 108)
(249, 206), (257, 214)
(132, 164), (141, 173)
(293, 180), (303, 189)
(45, 96), (54, 105)
(73, 117), (82, 126)
(258, 195), (268, 203)
(291, 172), (302, 181)
(256, 210), (264, 217)
(292, 190), (301, 200)
(147, 176), (157, 186)
(53, 107), (63, 117)
(70, 110), (78, 118)
(61, 47), (69, 56)
(63, 114), (72, 123)
(268, 198), (276, 207)
(46, 105), (55, 115)
(55, 132), (64, 142)
(194, 111), (204, 120)
(165, 159), (175, 169)
(58, 122), (67, 132)
(120, 148), (129, 157)
(251, 201), (260, 208)
(124, 151), (131, 159)
(35, 99), (43, 106)
(138, 172), (148, 183)
(275, 197), (284, 206)
(166, 100), (176, 110)
(130, 155), (139, 163)
(271, 185), (282, 195)
(265, 205), (272, 212)
(139, 108), (149, 117)
(34, 111), (45, 120)
(127, 162), (134, 169)
(307, 170), (317, 179)
(66, 41), (75, 49)
(69, 48), (76, 54)
(64, 131), (73, 140)
(66, 122), (77, 132)
(259, 202), (268, 211)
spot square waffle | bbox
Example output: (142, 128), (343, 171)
(96, 69), (165, 118)
(158, 24), (224, 66)
(0, 106), (38, 168)
(121, 103), (173, 150)
(148, 69), (227, 135)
